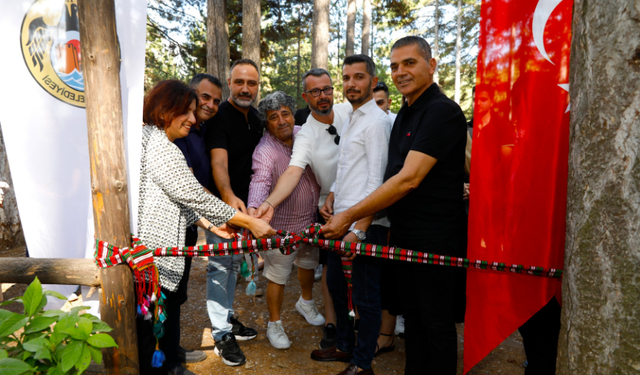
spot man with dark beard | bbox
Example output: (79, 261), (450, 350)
(312, 55), (392, 375)
(253, 68), (351, 350)
(203, 59), (262, 367)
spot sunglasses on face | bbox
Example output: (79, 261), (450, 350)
(306, 87), (334, 97)
(326, 124), (340, 145)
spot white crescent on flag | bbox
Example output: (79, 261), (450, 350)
(532, 0), (564, 64)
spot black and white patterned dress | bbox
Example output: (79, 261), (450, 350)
(138, 125), (236, 292)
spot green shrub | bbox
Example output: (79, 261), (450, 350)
(0, 277), (117, 374)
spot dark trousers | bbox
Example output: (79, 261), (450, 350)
(519, 297), (561, 375)
(392, 237), (458, 375)
(137, 228), (196, 373)
(326, 225), (388, 370)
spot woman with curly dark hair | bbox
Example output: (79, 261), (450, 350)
(137, 80), (275, 375)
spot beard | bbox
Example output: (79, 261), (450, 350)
(346, 89), (370, 106)
(309, 98), (333, 115)
(232, 92), (256, 108)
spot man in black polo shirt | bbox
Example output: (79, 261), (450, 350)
(203, 59), (263, 367)
(322, 36), (467, 374)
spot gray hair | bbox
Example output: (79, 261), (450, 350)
(257, 91), (297, 122)
(391, 36), (432, 61)
(301, 68), (332, 92)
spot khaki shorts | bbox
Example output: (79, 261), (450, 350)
(262, 243), (319, 285)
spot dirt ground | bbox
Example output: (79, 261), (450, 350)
(1, 243), (528, 375)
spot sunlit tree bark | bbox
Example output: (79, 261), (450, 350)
(312, 0), (330, 69)
(345, 0), (357, 57)
(207, 0), (230, 99)
(242, 0), (261, 104)
(361, 0), (371, 55)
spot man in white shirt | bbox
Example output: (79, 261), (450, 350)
(310, 55), (392, 375)
(373, 81), (397, 123)
(253, 68), (351, 350)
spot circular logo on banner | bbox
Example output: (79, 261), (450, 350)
(20, 0), (85, 108)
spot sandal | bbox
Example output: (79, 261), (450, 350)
(374, 332), (395, 357)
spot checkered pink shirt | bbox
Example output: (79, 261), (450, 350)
(248, 126), (320, 233)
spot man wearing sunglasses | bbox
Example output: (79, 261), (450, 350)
(253, 67), (351, 349)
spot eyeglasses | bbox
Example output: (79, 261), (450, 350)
(305, 87), (334, 97)
(326, 125), (340, 145)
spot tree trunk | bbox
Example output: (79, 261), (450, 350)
(311, 0), (330, 69)
(242, 0), (260, 69)
(296, 3), (302, 100)
(361, 0), (371, 55)
(207, 0), (230, 99)
(242, 0), (261, 105)
(345, 0), (357, 57)
(557, 0), (640, 373)
(337, 11), (342, 67)
(433, 0), (440, 84)
(454, 0), (462, 103)
(370, 7), (375, 58)
(78, 1), (138, 373)
(0, 127), (25, 251)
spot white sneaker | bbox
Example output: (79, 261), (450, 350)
(266, 321), (291, 349)
(314, 265), (323, 281)
(395, 314), (405, 336)
(295, 297), (326, 326)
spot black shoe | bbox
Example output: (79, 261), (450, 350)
(319, 323), (337, 349)
(168, 364), (197, 375)
(230, 316), (257, 341)
(214, 333), (246, 366)
(177, 346), (207, 363)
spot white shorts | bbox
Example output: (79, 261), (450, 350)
(262, 243), (319, 285)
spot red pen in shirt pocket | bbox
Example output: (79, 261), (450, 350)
(406, 131), (411, 137)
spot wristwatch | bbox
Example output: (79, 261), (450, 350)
(350, 229), (366, 241)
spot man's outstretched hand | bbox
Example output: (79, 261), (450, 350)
(253, 202), (274, 223)
(321, 211), (352, 239)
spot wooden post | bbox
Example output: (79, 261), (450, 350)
(78, 1), (139, 374)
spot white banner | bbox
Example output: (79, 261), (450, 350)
(0, 0), (146, 307)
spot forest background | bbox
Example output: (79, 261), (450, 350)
(145, 0), (481, 118)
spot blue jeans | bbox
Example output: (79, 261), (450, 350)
(326, 225), (388, 370)
(205, 231), (243, 341)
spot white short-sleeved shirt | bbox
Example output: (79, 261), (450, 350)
(289, 102), (351, 208)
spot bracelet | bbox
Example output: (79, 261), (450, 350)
(207, 222), (214, 231)
(264, 200), (275, 209)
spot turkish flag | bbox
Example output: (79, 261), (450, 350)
(464, 0), (573, 372)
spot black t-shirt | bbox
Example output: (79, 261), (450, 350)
(384, 83), (467, 251)
(204, 100), (263, 204)
(294, 106), (311, 125)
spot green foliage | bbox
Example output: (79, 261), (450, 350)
(0, 278), (116, 375)
(255, 0), (315, 108)
(144, 0), (481, 117)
